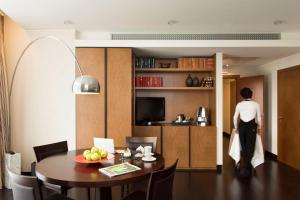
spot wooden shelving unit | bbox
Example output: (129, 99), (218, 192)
(134, 55), (216, 170)
(135, 87), (214, 91)
(135, 68), (214, 73)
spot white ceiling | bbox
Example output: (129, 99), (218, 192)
(2, 0), (300, 68)
(1, 0), (300, 33)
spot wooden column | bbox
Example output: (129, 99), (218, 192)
(107, 48), (133, 147)
(76, 48), (105, 149)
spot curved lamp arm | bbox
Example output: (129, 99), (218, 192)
(9, 35), (100, 97)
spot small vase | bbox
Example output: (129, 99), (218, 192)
(193, 76), (200, 87)
(185, 74), (193, 87)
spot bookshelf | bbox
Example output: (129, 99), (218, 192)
(133, 55), (216, 170)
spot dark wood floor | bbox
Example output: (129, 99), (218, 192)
(2, 136), (300, 200)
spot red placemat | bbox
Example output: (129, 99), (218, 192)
(74, 154), (114, 164)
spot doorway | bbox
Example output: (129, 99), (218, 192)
(223, 75), (265, 144)
(223, 77), (238, 135)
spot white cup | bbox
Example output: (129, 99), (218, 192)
(144, 146), (152, 158)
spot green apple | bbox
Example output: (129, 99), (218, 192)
(85, 153), (92, 161)
(100, 150), (108, 158)
(91, 147), (100, 154)
(91, 153), (100, 161)
(83, 150), (91, 158)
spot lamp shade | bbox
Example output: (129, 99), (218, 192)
(72, 75), (100, 94)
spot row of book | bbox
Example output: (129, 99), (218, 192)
(134, 57), (156, 68)
(135, 76), (163, 87)
(178, 57), (215, 69)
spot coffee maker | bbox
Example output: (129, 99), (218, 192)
(196, 107), (209, 126)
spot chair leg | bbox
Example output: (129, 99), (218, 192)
(121, 185), (125, 198)
(126, 184), (130, 194)
(87, 188), (91, 200)
(61, 186), (68, 195)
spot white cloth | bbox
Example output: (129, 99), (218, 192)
(233, 100), (261, 129)
(228, 132), (264, 168)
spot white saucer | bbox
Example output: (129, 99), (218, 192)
(143, 153), (154, 156)
(142, 156), (156, 162)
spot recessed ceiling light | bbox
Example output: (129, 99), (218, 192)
(167, 20), (178, 25)
(273, 20), (286, 25)
(64, 20), (74, 25)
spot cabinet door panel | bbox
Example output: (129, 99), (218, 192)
(76, 48), (105, 149)
(190, 126), (216, 169)
(134, 126), (161, 154)
(107, 48), (132, 147)
(163, 126), (189, 168)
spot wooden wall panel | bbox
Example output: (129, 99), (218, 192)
(76, 48), (105, 149)
(107, 48), (132, 147)
(163, 126), (189, 168)
(134, 126), (161, 154)
(190, 126), (216, 169)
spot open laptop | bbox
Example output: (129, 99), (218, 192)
(93, 138), (115, 154)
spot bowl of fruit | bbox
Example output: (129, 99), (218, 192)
(74, 147), (114, 164)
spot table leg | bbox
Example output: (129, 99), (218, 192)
(97, 187), (112, 200)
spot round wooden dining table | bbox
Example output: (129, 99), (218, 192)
(36, 149), (164, 200)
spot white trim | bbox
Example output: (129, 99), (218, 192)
(75, 40), (300, 48)
(216, 53), (223, 165)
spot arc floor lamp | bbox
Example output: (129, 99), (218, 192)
(9, 35), (100, 98)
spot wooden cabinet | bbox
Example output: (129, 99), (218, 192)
(190, 126), (216, 169)
(76, 48), (105, 149)
(162, 126), (189, 168)
(134, 126), (162, 154)
(76, 48), (133, 149)
(107, 48), (133, 147)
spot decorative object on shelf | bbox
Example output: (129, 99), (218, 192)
(185, 74), (193, 87)
(160, 63), (171, 68)
(9, 36), (100, 95)
(192, 76), (200, 87)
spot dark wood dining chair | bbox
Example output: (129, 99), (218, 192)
(126, 137), (157, 152)
(33, 140), (68, 162)
(33, 140), (91, 199)
(123, 137), (158, 196)
(7, 167), (73, 200)
(123, 159), (178, 200)
(32, 141), (70, 195)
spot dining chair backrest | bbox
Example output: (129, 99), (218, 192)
(146, 159), (178, 200)
(126, 137), (157, 152)
(33, 140), (68, 162)
(7, 167), (42, 200)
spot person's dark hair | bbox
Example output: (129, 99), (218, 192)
(240, 87), (253, 99)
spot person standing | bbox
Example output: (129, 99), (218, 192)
(233, 87), (261, 177)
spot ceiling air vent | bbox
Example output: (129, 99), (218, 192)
(111, 33), (281, 40)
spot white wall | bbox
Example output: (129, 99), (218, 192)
(4, 16), (76, 171)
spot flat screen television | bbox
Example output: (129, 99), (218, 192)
(135, 97), (165, 125)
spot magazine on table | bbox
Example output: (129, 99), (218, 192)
(99, 162), (141, 177)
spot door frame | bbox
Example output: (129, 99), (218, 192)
(223, 75), (240, 133)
